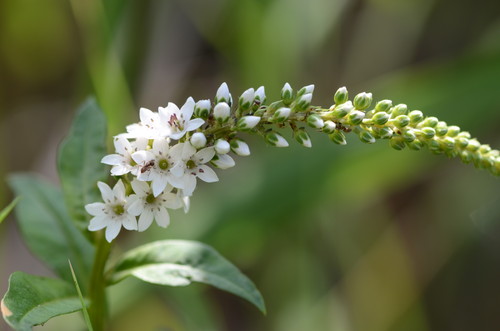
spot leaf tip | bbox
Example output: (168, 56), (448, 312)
(1, 299), (12, 318)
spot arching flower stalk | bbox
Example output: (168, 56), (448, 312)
(87, 82), (500, 241)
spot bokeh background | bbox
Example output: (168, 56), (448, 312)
(1, 0), (500, 330)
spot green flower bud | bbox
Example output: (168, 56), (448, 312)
(265, 131), (289, 147)
(271, 107), (291, 122)
(254, 86), (266, 104)
(371, 111), (390, 125)
(214, 102), (231, 124)
(409, 110), (424, 124)
(297, 84), (315, 97)
(390, 136), (406, 150)
(391, 104), (408, 116)
(440, 137), (455, 152)
(194, 99), (211, 120)
(373, 126), (393, 139)
(358, 130), (376, 144)
(460, 150), (473, 163)
(446, 125), (460, 137)
(281, 83), (293, 106)
(236, 116), (261, 130)
(322, 120), (337, 134)
(329, 130), (347, 145)
(307, 114), (324, 128)
(420, 127), (436, 139)
(466, 139), (480, 152)
(393, 115), (410, 128)
(457, 131), (471, 139)
(421, 116), (439, 128)
(455, 137), (469, 148)
(238, 88), (255, 112)
(375, 99), (392, 113)
(427, 138), (442, 154)
(479, 144), (492, 154)
(401, 129), (416, 142)
(295, 93), (312, 111)
(435, 121), (448, 136)
(334, 86), (348, 105)
(407, 140), (424, 151)
(294, 128), (312, 148)
(331, 101), (353, 118)
(347, 110), (365, 125)
(353, 92), (372, 110)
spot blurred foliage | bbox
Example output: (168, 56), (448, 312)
(1, 0), (500, 330)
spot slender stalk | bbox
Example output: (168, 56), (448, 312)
(88, 231), (112, 331)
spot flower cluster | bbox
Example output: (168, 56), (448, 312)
(86, 83), (500, 242)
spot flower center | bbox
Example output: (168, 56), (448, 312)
(146, 193), (156, 204)
(159, 159), (169, 170)
(113, 204), (125, 215)
(186, 159), (197, 169)
(168, 114), (183, 130)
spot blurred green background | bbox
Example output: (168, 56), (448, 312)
(1, 0), (500, 330)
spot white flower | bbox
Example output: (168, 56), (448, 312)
(175, 143), (219, 196)
(215, 82), (232, 105)
(127, 180), (182, 232)
(85, 180), (137, 242)
(132, 139), (186, 196)
(213, 102), (231, 123)
(159, 97), (204, 140)
(215, 139), (230, 154)
(125, 107), (168, 139)
(190, 132), (207, 149)
(101, 136), (148, 176)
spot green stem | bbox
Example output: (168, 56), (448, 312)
(88, 231), (112, 331)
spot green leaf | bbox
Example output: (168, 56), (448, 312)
(109, 240), (266, 314)
(57, 97), (108, 228)
(1, 272), (88, 331)
(8, 174), (94, 290)
(68, 260), (93, 331)
(0, 197), (20, 224)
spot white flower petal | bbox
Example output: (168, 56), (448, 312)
(197, 165), (219, 183)
(105, 221), (122, 242)
(113, 180), (126, 200)
(167, 173), (185, 189)
(131, 179), (149, 196)
(138, 208), (154, 232)
(122, 214), (138, 231)
(194, 147), (215, 163)
(114, 136), (130, 155)
(101, 154), (123, 166)
(211, 154), (235, 169)
(88, 215), (108, 231)
(183, 175), (197, 196)
(162, 193), (182, 209)
(139, 107), (156, 126)
(97, 182), (114, 203)
(154, 207), (170, 228)
(127, 198), (144, 216)
(185, 118), (204, 131)
(181, 97), (196, 120)
(152, 176), (169, 197)
(110, 165), (129, 176)
(182, 195), (190, 213)
(85, 202), (106, 216)
(170, 162), (185, 177)
(132, 150), (154, 164)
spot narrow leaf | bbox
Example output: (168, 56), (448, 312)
(2, 272), (88, 331)
(57, 97), (108, 228)
(68, 260), (93, 331)
(109, 240), (266, 314)
(0, 197), (20, 224)
(8, 174), (94, 289)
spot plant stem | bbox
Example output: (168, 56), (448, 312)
(88, 231), (112, 331)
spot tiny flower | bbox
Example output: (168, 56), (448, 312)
(236, 116), (261, 130)
(215, 82), (232, 105)
(194, 99), (211, 120)
(159, 97), (205, 140)
(281, 82), (293, 105)
(190, 132), (207, 149)
(230, 139), (251, 156)
(85, 180), (137, 242)
(334, 86), (348, 105)
(127, 180), (182, 232)
(265, 132), (289, 147)
(101, 136), (148, 176)
(125, 107), (167, 139)
(214, 102), (231, 124)
(306, 114), (324, 128)
(238, 88), (255, 111)
(211, 153), (235, 169)
(353, 92), (372, 110)
(271, 107), (291, 122)
(215, 139), (231, 154)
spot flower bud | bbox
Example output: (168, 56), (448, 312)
(331, 101), (353, 118)
(190, 132), (207, 149)
(435, 121), (448, 136)
(353, 92), (372, 110)
(297, 84), (315, 97)
(329, 130), (347, 145)
(236, 116), (261, 130)
(295, 93), (312, 111)
(428, 138), (442, 153)
(407, 140), (424, 151)
(393, 115), (410, 128)
(456, 137), (469, 148)
(466, 139), (480, 152)
(194, 99), (211, 120)
(213, 102), (231, 124)
(391, 104), (408, 116)
(215, 82), (232, 105)
(294, 128), (312, 148)
(215, 139), (230, 154)
(390, 136), (406, 150)
(347, 110), (365, 125)
(322, 120), (337, 134)
(307, 114), (324, 128)
(440, 137), (455, 152)
(254, 86), (266, 104)
(446, 125), (460, 137)
(334, 86), (348, 105)
(230, 139), (250, 156)
(401, 129), (416, 142)
(479, 144), (492, 154)
(265, 132), (289, 147)
(460, 150), (473, 163)
(371, 111), (390, 125)
(271, 107), (291, 122)
(375, 99), (392, 112)
(281, 83), (293, 106)
(211, 153), (235, 169)
(358, 130), (376, 144)
(457, 131), (471, 139)
(409, 110), (424, 124)
(421, 116), (438, 128)
(420, 127), (436, 139)
(376, 126), (394, 139)
(238, 88), (255, 111)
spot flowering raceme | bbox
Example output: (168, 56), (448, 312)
(86, 83), (500, 242)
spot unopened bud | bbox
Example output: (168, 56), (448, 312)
(435, 121), (448, 136)
(322, 120), (337, 134)
(194, 99), (211, 120)
(479, 144), (492, 154)
(190, 132), (207, 149)
(391, 104), (408, 116)
(376, 126), (394, 139)
(297, 84), (315, 96)
(281, 83), (293, 106)
(440, 137), (455, 152)
(371, 111), (390, 125)
(211, 153), (235, 169)
(271, 107), (291, 122)
(421, 116), (439, 128)
(390, 136), (406, 150)
(353, 92), (372, 110)
(236, 116), (261, 130)
(466, 139), (480, 152)
(265, 132), (289, 147)
(358, 130), (376, 144)
(407, 140), (424, 151)
(460, 150), (473, 163)
(331, 101), (353, 118)
(230, 139), (250, 156)
(393, 115), (410, 128)
(254, 86), (266, 104)
(420, 127), (436, 139)
(294, 129), (312, 148)
(238, 88), (255, 111)
(375, 100), (392, 112)
(215, 139), (230, 154)
(295, 93), (312, 111)
(347, 110), (365, 125)
(334, 86), (348, 105)
(307, 114), (324, 128)
(401, 129), (416, 142)
(456, 137), (469, 148)
(213, 102), (231, 124)
(215, 82), (232, 105)
(409, 110), (424, 124)
(446, 126), (460, 137)
(329, 130), (347, 145)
